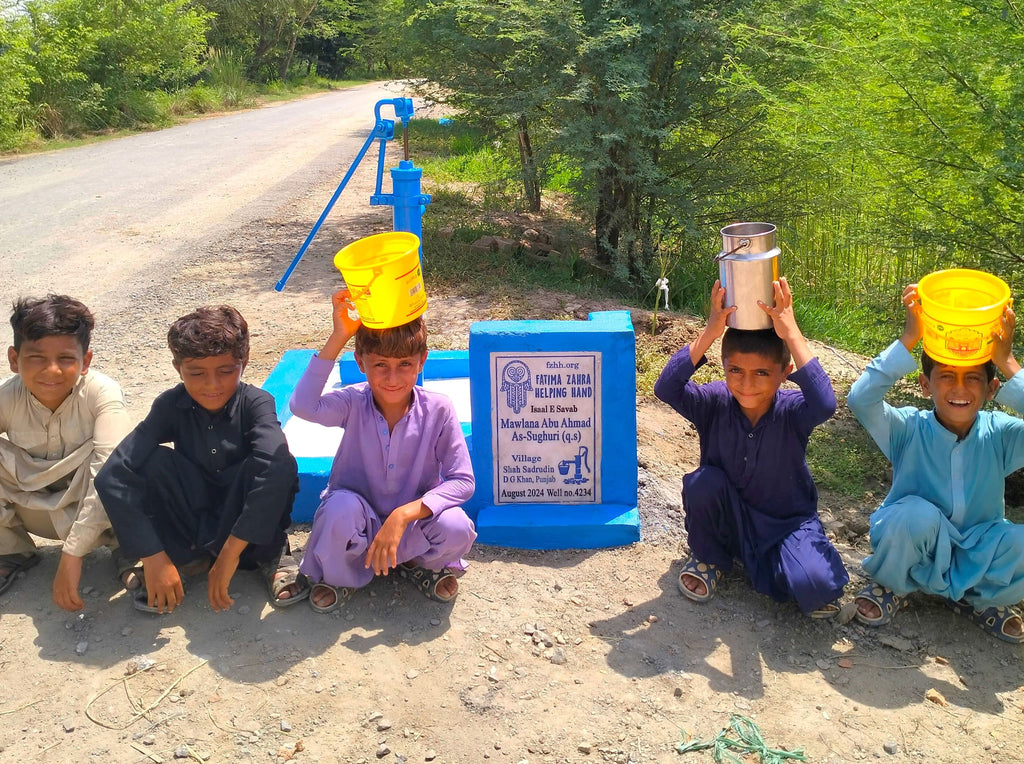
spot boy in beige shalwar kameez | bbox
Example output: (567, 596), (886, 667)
(0, 295), (131, 611)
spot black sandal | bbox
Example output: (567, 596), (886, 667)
(262, 554), (310, 608)
(397, 563), (459, 602)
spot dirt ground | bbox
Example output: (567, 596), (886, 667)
(3, 105), (1024, 764)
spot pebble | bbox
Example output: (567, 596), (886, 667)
(883, 741), (899, 755)
(425, 750), (437, 761)
(81, 586), (93, 595)
(578, 744), (592, 754)
(376, 718), (393, 731)
(647, 614), (658, 623)
(61, 718), (75, 733)
(142, 735), (156, 746)
(879, 635), (914, 652)
(75, 641), (88, 655)
(280, 720), (292, 732)
(376, 743), (391, 758)
(121, 627), (133, 637)
(174, 745), (190, 758)
(430, 618), (440, 626)
(673, 687), (683, 697)
(839, 601), (860, 624)
(406, 669), (419, 679)
(549, 648), (567, 665)
(368, 712), (384, 722)
(522, 623), (536, 635)
(237, 605), (251, 615)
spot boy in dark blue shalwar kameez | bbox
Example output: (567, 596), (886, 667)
(654, 278), (847, 617)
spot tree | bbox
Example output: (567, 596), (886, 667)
(726, 0), (1024, 270)
(0, 7), (38, 148)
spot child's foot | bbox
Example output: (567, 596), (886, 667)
(263, 554), (310, 608)
(397, 563), (459, 602)
(309, 583), (352, 614)
(677, 558), (721, 602)
(853, 583), (905, 626)
(947, 600), (1024, 644)
(115, 555), (143, 591)
(0, 552), (41, 596)
(808, 599), (842, 619)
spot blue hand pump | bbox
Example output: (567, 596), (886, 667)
(274, 97), (431, 291)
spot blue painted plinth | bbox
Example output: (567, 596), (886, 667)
(476, 504), (641, 550)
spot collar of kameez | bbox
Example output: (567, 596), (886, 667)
(175, 381), (244, 419)
(26, 372), (88, 416)
(926, 409), (974, 443)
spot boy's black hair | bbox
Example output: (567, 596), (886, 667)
(721, 327), (791, 368)
(168, 305), (249, 364)
(921, 350), (997, 382)
(10, 294), (94, 352)
(354, 316), (428, 358)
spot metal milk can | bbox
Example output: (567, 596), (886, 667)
(716, 222), (781, 330)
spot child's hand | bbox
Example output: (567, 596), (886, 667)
(758, 277), (801, 342)
(331, 289), (362, 339)
(706, 279), (737, 339)
(688, 280), (736, 364)
(900, 284), (924, 351)
(52, 552), (84, 612)
(207, 555), (239, 612)
(141, 552), (184, 614)
(992, 303), (1021, 379)
(366, 511), (407, 576)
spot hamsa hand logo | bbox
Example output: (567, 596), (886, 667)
(500, 361), (532, 414)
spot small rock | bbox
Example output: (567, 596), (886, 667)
(673, 687), (683, 697)
(81, 586), (94, 595)
(376, 718), (392, 731)
(406, 669), (419, 679)
(376, 743), (391, 758)
(839, 601), (860, 625)
(280, 720), (292, 732)
(549, 648), (567, 665)
(142, 735), (156, 745)
(75, 641), (88, 655)
(61, 718), (75, 733)
(879, 634), (915, 652)
(174, 745), (190, 758)
(368, 712), (384, 722)
(815, 659), (831, 670)
(429, 618), (440, 626)
(837, 658), (854, 669)
(425, 750), (437, 761)
(883, 741), (899, 755)
(237, 605), (251, 615)
(578, 743), (592, 754)
(522, 623), (536, 635)
(647, 614), (658, 623)
(121, 626), (133, 637)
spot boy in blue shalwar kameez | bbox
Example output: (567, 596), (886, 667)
(848, 283), (1024, 643)
(655, 278), (847, 617)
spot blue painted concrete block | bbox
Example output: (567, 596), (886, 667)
(466, 311), (639, 549)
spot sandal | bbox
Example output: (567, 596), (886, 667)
(114, 554), (143, 591)
(309, 582), (351, 614)
(808, 599), (842, 619)
(261, 554), (310, 608)
(677, 558), (721, 603)
(947, 599), (1024, 644)
(397, 563), (459, 603)
(0, 552), (41, 596)
(853, 583), (905, 626)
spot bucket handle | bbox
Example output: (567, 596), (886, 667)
(714, 239), (751, 262)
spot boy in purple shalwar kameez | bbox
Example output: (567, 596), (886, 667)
(654, 278), (847, 617)
(290, 290), (476, 613)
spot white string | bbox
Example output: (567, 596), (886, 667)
(655, 278), (670, 310)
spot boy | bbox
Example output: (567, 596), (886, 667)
(95, 305), (307, 614)
(848, 284), (1024, 642)
(654, 278), (847, 616)
(0, 295), (131, 611)
(289, 290), (476, 613)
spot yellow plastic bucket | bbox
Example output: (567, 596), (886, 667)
(333, 232), (427, 329)
(917, 268), (1011, 365)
